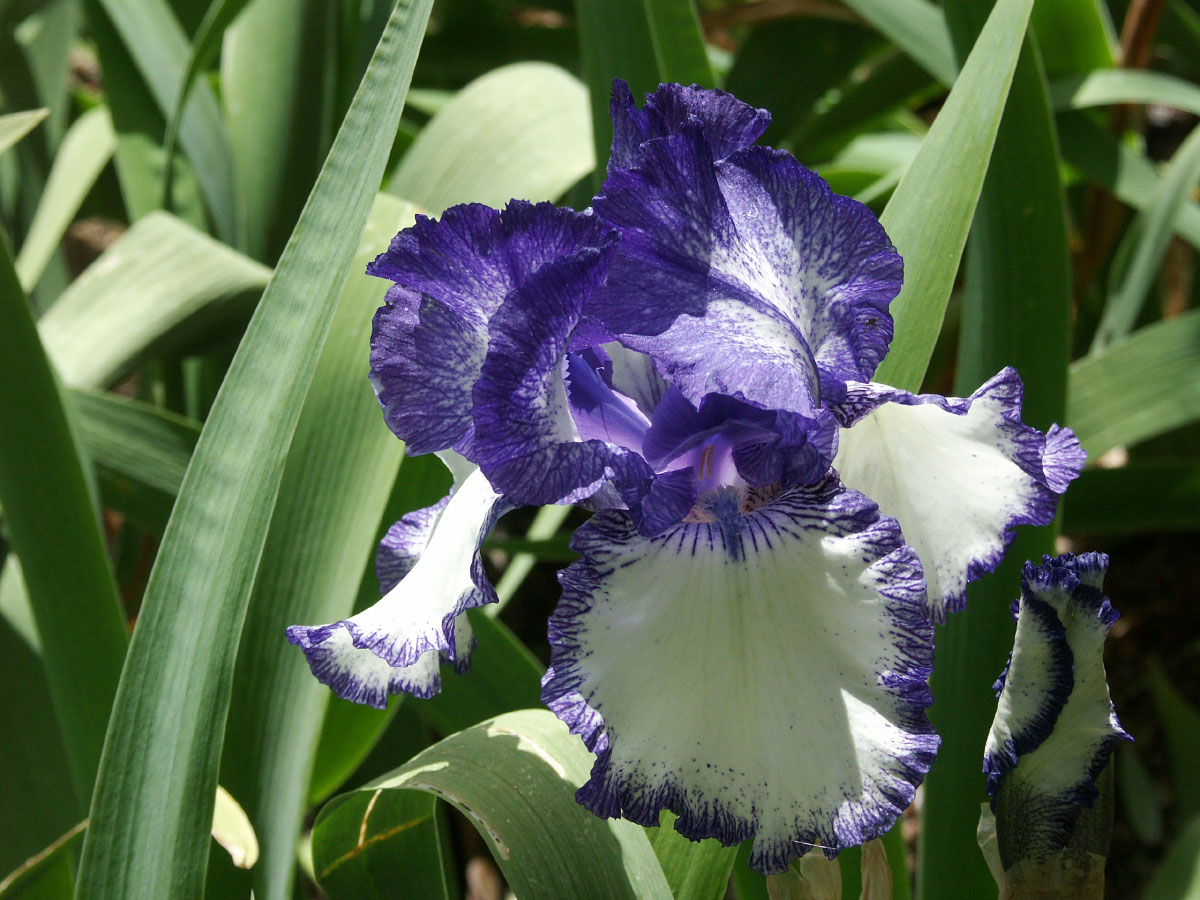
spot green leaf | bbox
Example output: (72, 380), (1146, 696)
(1029, 0), (1116, 78)
(1068, 310), (1200, 458)
(0, 562), (81, 876)
(218, 194), (415, 900)
(647, 812), (735, 900)
(37, 212), (270, 390)
(641, 0), (713, 88)
(1149, 661), (1200, 823)
(1091, 121), (1200, 352)
(1144, 814), (1200, 900)
(389, 62), (594, 215)
(573, 0), (660, 188)
(72, 4), (433, 899)
(0, 236), (128, 807)
(313, 790), (452, 900)
(70, 389), (199, 534)
(159, 0), (257, 212)
(0, 822), (86, 900)
(1063, 462), (1200, 535)
(0, 109), (48, 159)
(92, 0), (237, 242)
(918, 4), (1071, 897)
(1057, 112), (1200, 250)
(14, 106), (115, 294)
(839, 0), (957, 86)
(1051, 69), (1200, 117)
(221, 0), (341, 260)
(312, 709), (672, 900)
(871, 0), (1036, 392)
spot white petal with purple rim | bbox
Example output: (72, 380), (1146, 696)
(832, 369), (1084, 621)
(984, 553), (1129, 812)
(286, 468), (511, 709)
(543, 478), (937, 874)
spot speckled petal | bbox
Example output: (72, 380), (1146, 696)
(608, 79), (770, 172)
(592, 130), (900, 416)
(368, 200), (617, 457)
(286, 468), (511, 709)
(832, 368), (1085, 621)
(543, 477), (938, 874)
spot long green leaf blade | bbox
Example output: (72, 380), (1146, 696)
(15, 106), (116, 293)
(93, 0), (237, 242)
(1051, 68), (1200, 116)
(37, 212), (270, 390)
(73, 5), (433, 899)
(312, 710), (672, 900)
(871, 0), (1035, 391)
(1064, 463), (1200, 534)
(918, 6), (1071, 899)
(1091, 121), (1200, 352)
(1068, 309), (1200, 458)
(219, 194), (413, 900)
(839, 0), (956, 86)
(0, 109), (48, 158)
(0, 236), (128, 807)
(641, 0), (713, 87)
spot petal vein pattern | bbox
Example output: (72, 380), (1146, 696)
(542, 477), (938, 873)
(286, 468), (512, 709)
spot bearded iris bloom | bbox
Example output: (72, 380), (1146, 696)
(287, 82), (1085, 873)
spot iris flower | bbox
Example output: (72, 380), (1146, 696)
(288, 82), (1084, 873)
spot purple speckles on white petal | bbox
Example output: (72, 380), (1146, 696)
(542, 476), (938, 874)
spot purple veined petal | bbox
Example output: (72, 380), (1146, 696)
(983, 553), (1128, 849)
(609, 79), (771, 173)
(368, 200), (617, 456)
(592, 128), (900, 417)
(831, 368), (1086, 622)
(286, 467), (512, 709)
(468, 222), (657, 508)
(542, 476), (938, 874)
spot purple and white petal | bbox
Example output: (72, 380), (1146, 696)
(608, 79), (770, 172)
(368, 200), (616, 456)
(543, 477), (938, 874)
(592, 133), (900, 416)
(832, 369), (1086, 621)
(983, 553), (1128, 847)
(287, 468), (512, 709)
(470, 226), (656, 507)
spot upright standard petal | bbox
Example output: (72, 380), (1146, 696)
(983, 554), (1128, 865)
(286, 468), (512, 708)
(543, 477), (938, 873)
(368, 200), (616, 456)
(608, 79), (771, 172)
(592, 129), (901, 417)
(832, 369), (1085, 621)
